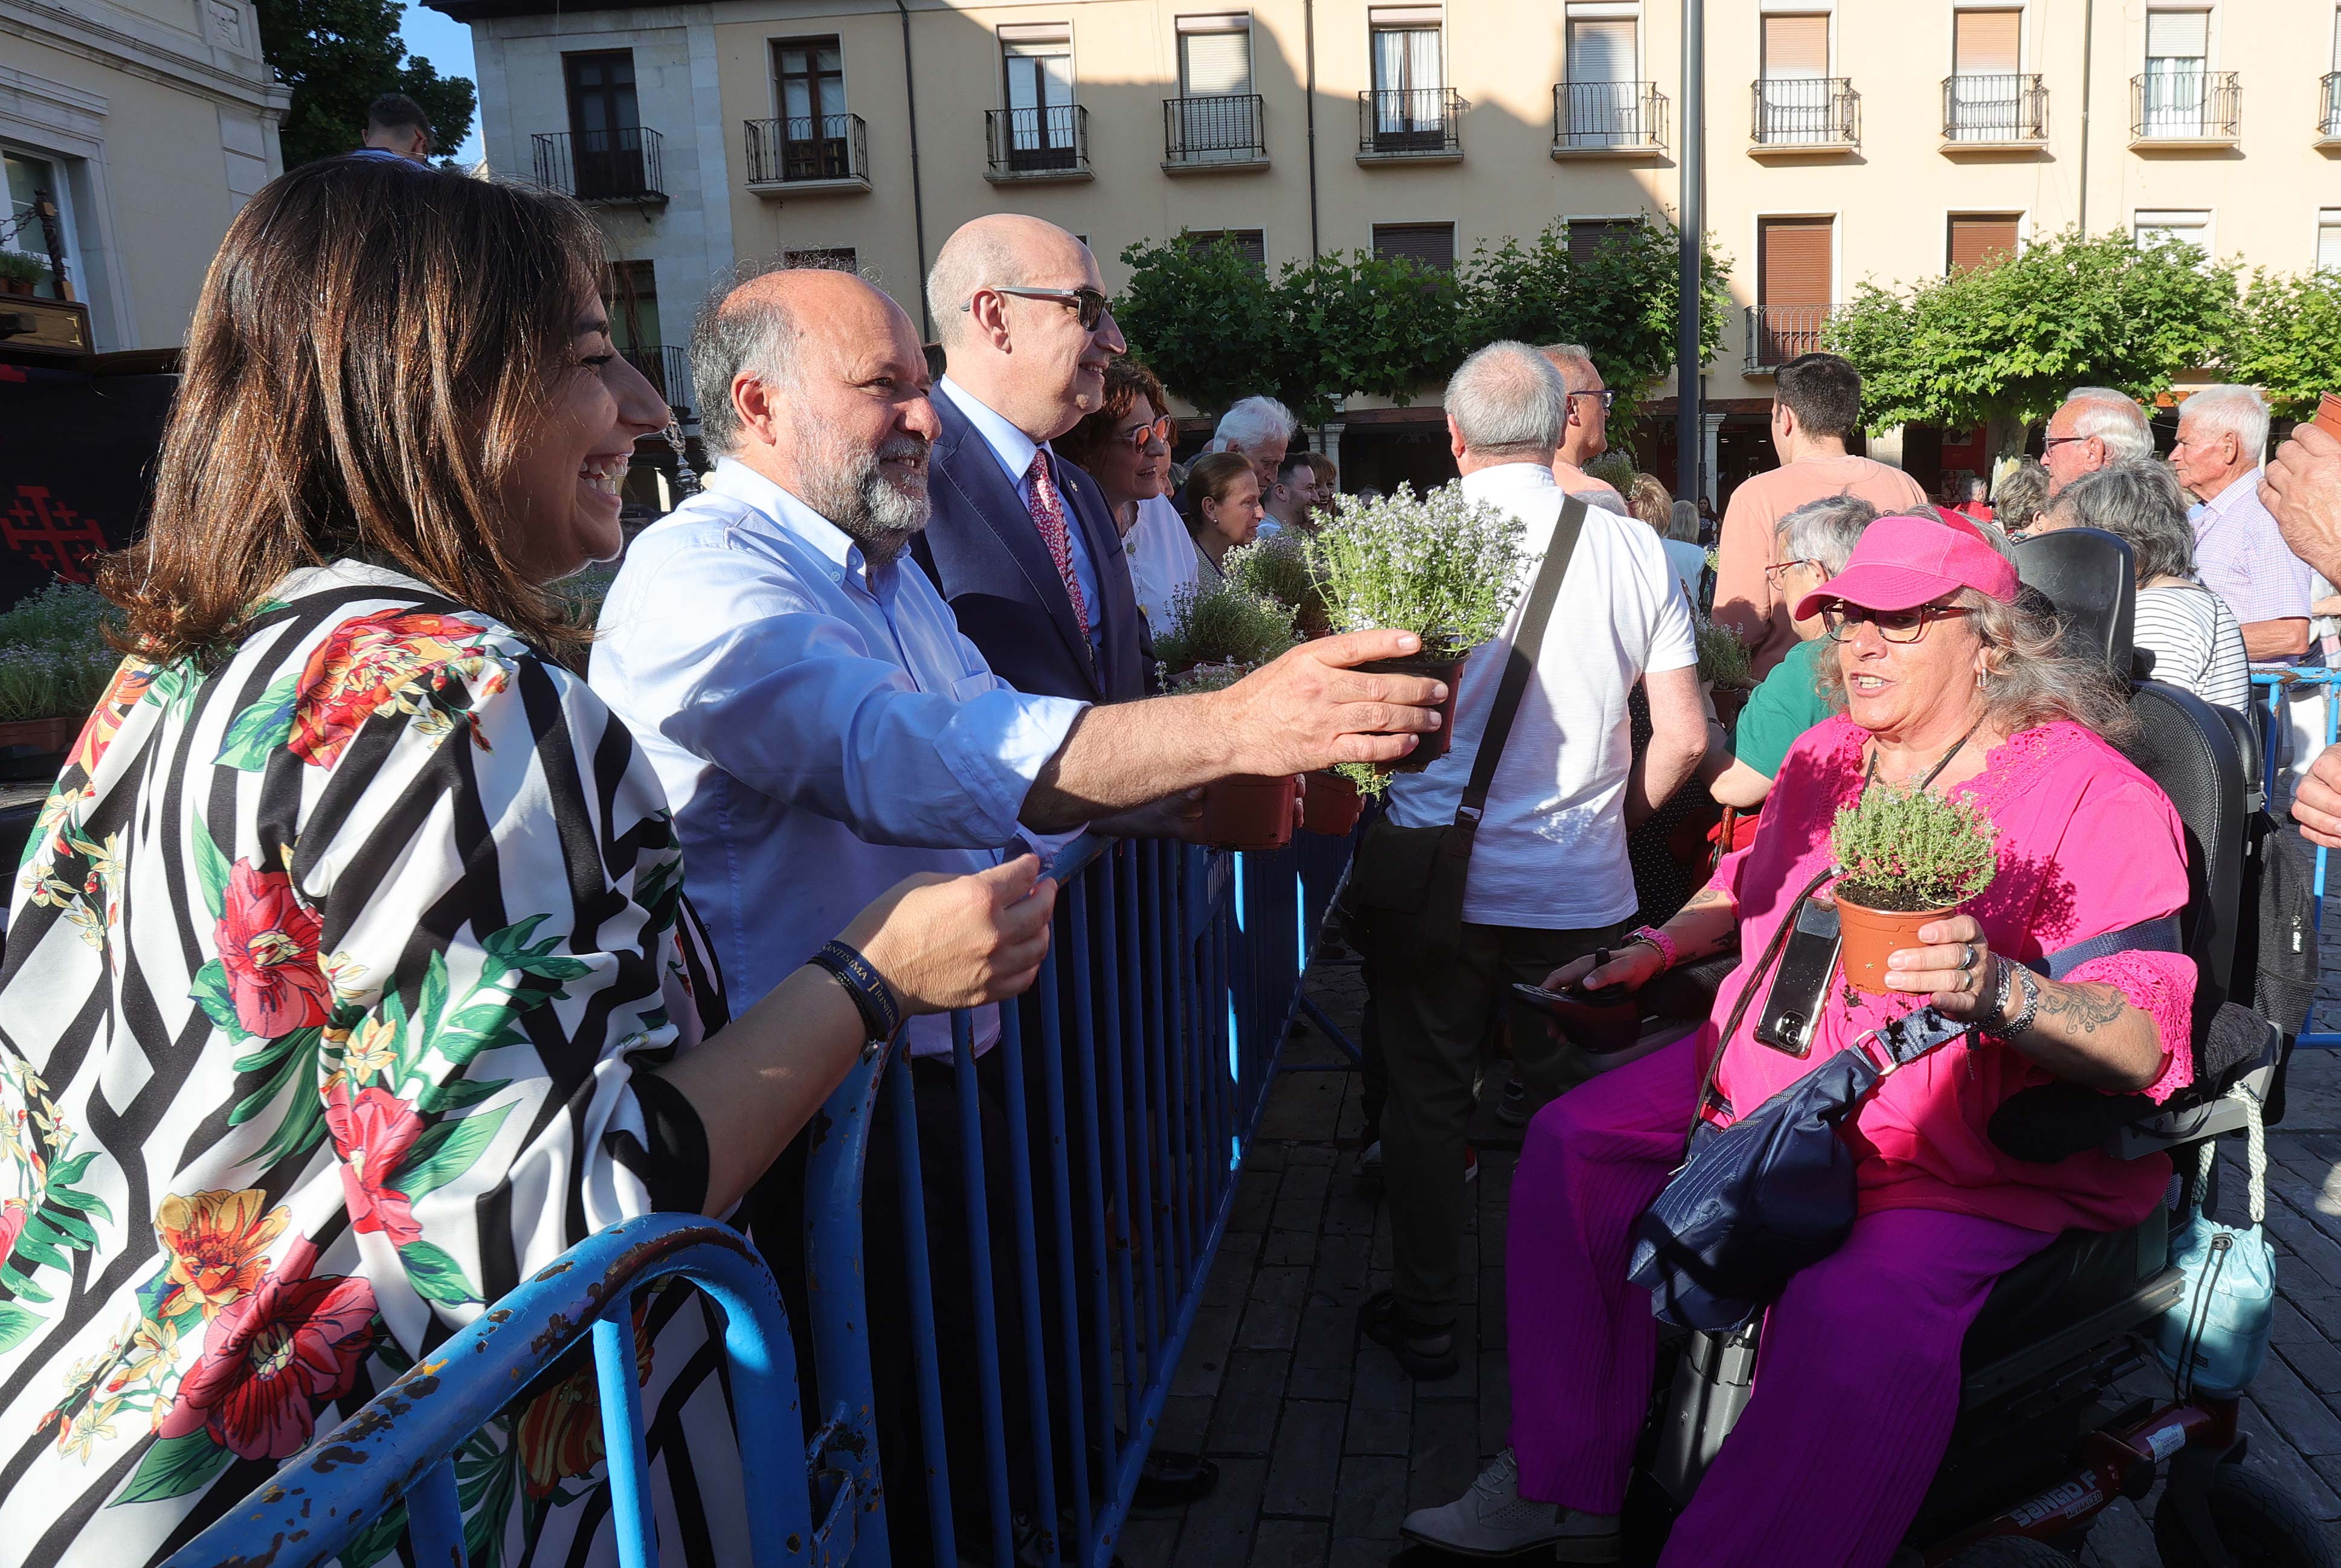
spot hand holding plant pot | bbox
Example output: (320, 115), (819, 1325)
(1307, 484), (1527, 776)
(1828, 784), (1998, 995)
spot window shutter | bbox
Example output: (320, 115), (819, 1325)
(2320, 214), (2341, 272)
(1762, 14), (1829, 77)
(1185, 229), (1268, 270)
(1948, 214), (2020, 273)
(1373, 223), (1456, 270)
(1954, 10), (2021, 74)
(1568, 218), (1640, 262)
(1758, 217), (1833, 307)
(1180, 28), (1251, 96)
(2146, 10), (2209, 60)
(1567, 19), (1635, 83)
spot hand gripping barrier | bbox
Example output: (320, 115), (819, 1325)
(160, 826), (1354, 1568)
(162, 1212), (847, 1568)
(2253, 667), (2340, 1048)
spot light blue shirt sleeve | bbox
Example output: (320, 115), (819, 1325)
(599, 530), (1087, 850)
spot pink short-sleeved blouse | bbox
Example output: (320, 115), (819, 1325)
(1699, 718), (2196, 1236)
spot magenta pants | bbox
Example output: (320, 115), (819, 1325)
(1508, 1037), (2056, 1568)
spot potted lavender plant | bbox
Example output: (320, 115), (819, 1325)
(1829, 784), (1999, 993)
(0, 583), (127, 768)
(1308, 483), (1527, 774)
(1158, 582), (1303, 852)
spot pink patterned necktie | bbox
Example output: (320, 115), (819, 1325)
(1025, 449), (1091, 644)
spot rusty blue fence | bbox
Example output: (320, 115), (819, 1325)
(170, 827), (1354, 1568)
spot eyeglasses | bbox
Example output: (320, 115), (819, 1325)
(971, 284), (1113, 330)
(1821, 603), (1976, 644)
(1763, 557), (1818, 584)
(2040, 435), (2092, 452)
(1567, 389), (1618, 413)
(1122, 415), (1173, 453)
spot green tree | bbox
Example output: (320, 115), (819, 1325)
(1111, 236), (1284, 419)
(1826, 228), (2239, 437)
(2220, 268), (2341, 421)
(256, 0), (477, 169)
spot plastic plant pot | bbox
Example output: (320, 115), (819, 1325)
(1196, 774), (1299, 852)
(1834, 895), (1957, 996)
(1357, 651), (1466, 774)
(1301, 770), (1364, 836)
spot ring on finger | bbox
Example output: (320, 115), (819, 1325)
(1959, 943), (1977, 972)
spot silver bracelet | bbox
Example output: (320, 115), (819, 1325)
(1972, 954), (2017, 1032)
(2000, 966), (2041, 1039)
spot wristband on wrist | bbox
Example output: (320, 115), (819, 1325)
(2001, 966), (2042, 1039)
(1624, 925), (1680, 971)
(809, 940), (903, 1043)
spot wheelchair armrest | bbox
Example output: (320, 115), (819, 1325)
(2111, 1012), (2284, 1158)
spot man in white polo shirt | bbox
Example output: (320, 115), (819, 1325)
(1359, 341), (1705, 1381)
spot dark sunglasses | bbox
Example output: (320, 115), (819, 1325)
(1820, 603), (1975, 644)
(975, 284), (1113, 330)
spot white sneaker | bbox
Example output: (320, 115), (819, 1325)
(1398, 1448), (1621, 1561)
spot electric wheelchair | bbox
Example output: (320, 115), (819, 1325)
(1543, 529), (2331, 1566)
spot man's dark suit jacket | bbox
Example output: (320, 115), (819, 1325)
(913, 390), (1153, 703)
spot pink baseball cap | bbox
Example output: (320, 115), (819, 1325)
(1792, 510), (2020, 620)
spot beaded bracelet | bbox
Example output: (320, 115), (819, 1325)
(1623, 924), (1680, 972)
(808, 939), (903, 1043)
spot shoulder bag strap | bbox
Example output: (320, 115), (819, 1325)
(1450, 494), (1588, 838)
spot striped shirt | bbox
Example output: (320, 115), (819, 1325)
(2136, 578), (2253, 715)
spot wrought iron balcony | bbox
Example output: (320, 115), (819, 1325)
(743, 114), (871, 193)
(985, 104), (1092, 181)
(622, 345), (692, 420)
(530, 127), (665, 204)
(1163, 93), (1267, 169)
(1940, 73), (2049, 146)
(2130, 70), (2240, 144)
(1357, 87), (1466, 161)
(2320, 72), (2341, 143)
(1750, 77), (1859, 149)
(1551, 80), (1669, 155)
(1745, 304), (1839, 373)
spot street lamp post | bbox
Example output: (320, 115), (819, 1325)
(1674, 0), (1704, 509)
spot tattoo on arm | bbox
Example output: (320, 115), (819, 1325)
(1665, 888), (1737, 960)
(2027, 979), (2127, 1036)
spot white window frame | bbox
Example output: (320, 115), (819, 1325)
(1756, 8), (1834, 77)
(1563, 2), (1644, 85)
(2314, 208), (2341, 271)
(1367, 5), (1446, 98)
(2133, 208), (2215, 259)
(997, 21), (1078, 114)
(2, 142), (89, 306)
(1949, 5), (2028, 76)
(1174, 13), (1256, 100)
(2143, 1), (2219, 71)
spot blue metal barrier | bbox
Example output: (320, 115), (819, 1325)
(163, 1213), (843, 1568)
(2252, 667), (2339, 1047)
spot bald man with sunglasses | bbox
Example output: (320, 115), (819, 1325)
(914, 214), (1155, 704)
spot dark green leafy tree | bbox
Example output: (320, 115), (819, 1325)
(256, 0), (477, 169)
(1274, 249), (1473, 419)
(1110, 236), (1285, 419)
(1826, 228), (2239, 434)
(2220, 268), (2341, 421)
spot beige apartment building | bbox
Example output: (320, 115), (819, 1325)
(434, 0), (2341, 498)
(2, 0), (286, 353)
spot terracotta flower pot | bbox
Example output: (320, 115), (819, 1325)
(0, 279), (31, 298)
(2315, 391), (2341, 442)
(1834, 894), (1957, 996)
(1357, 651), (1467, 774)
(1301, 770), (1363, 836)
(0, 715), (83, 754)
(1196, 773), (1298, 852)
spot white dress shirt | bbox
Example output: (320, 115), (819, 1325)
(937, 376), (1104, 655)
(590, 458), (1088, 1056)
(1124, 495), (1200, 639)
(1384, 461), (1698, 930)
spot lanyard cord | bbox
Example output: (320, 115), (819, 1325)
(1861, 716), (1988, 798)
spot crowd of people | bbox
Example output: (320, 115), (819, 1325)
(8, 146), (2341, 1568)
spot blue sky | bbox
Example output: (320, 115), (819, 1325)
(397, 4), (486, 164)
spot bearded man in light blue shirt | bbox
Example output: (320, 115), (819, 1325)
(588, 263), (1442, 1557)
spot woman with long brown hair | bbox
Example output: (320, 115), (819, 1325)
(0, 155), (1051, 1564)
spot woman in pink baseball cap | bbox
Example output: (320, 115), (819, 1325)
(1408, 512), (2200, 1566)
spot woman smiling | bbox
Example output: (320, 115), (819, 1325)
(0, 156), (1051, 1565)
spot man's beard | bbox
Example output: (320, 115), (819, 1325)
(800, 429), (932, 565)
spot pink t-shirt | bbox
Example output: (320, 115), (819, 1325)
(1713, 455), (1931, 676)
(1698, 718), (2196, 1236)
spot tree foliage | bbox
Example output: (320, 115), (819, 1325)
(1825, 228), (2239, 434)
(256, 0), (478, 169)
(1115, 217), (1730, 429)
(2220, 269), (2341, 422)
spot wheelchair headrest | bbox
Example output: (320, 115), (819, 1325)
(2012, 529), (2136, 678)
(2119, 680), (2248, 1023)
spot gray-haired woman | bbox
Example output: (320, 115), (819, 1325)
(2039, 459), (2251, 715)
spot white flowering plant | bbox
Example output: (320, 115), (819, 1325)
(1223, 533), (1330, 635)
(0, 583), (123, 724)
(1154, 579), (1298, 679)
(1308, 483), (1527, 660)
(1695, 616), (1753, 689)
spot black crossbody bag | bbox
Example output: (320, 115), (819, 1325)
(1342, 495), (1588, 959)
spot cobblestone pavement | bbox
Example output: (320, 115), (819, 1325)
(1123, 942), (2341, 1568)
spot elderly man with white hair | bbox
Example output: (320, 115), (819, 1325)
(1354, 340), (1702, 1383)
(2174, 383), (2314, 662)
(2041, 385), (2155, 495)
(1207, 393), (1296, 495)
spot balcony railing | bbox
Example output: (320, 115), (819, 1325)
(986, 103), (1091, 179)
(530, 127), (665, 204)
(2320, 72), (2341, 141)
(1357, 87), (1467, 159)
(1751, 77), (1860, 147)
(623, 345), (692, 420)
(742, 113), (870, 189)
(2130, 69), (2241, 143)
(1941, 72), (2048, 143)
(1163, 92), (1267, 167)
(1745, 304), (1838, 371)
(1551, 80), (1669, 152)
